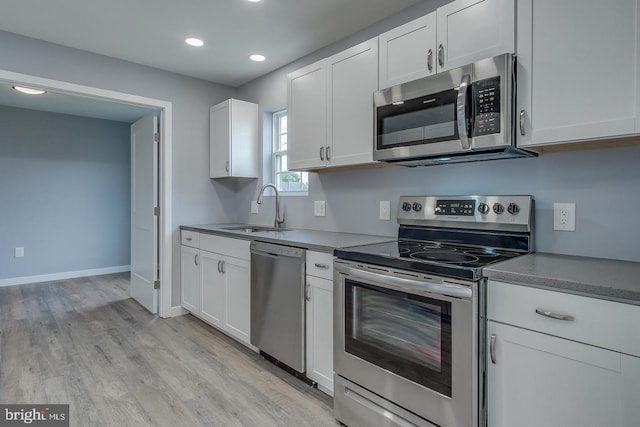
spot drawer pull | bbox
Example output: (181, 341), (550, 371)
(186, 237), (193, 241)
(535, 308), (575, 322)
(314, 263), (330, 269)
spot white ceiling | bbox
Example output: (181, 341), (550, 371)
(0, 0), (422, 87)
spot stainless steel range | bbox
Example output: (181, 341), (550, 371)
(333, 195), (534, 427)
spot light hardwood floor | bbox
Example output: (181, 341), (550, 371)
(0, 273), (337, 427)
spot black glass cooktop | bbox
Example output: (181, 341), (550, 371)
(335, 239), (522, 281)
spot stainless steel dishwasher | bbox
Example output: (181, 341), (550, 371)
(250, 240), (306, 373)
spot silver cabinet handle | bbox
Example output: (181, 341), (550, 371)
(320, 146), (325, 161)
(535, 308), (575, 321)
(217, 260), (222, 273)
(314, 263), (329, 269)
(186, 237), (193, 241)
(519, 110), (526, 136)
(305, 284), (311, 302)
(221, 260), (226, 274)
(325, 146), (331, 161)
(490, 334), (497, 364)
(225, 160), (229, 173)
(194, 254), (199, 266)
(427, 49), (433, 72)
(437, 44), (445, 68)
(456, 74), (472, 150)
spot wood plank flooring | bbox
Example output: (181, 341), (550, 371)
(0, 273), (337, 426)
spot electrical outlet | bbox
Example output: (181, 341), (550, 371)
(314, 201), (326, 217)
(380, 201), (390, 220)
(15, 247), (24, 258)
(553, 203), (576, 231)
(251, 200), (259, 214)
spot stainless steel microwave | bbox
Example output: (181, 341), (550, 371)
(373, 53), (535, 166)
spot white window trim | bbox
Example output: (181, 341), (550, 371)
(272, 109), (308, 195)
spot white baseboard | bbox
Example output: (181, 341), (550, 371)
(0, 265), (131, 287)
(168, 305), (188, 318)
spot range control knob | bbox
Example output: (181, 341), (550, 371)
(478, 203), (490, 215)
(493, 203), (504, 215)
(412, 202), (423, 212)
(402, 202), (412, 212)
(507, 203), (520, 215)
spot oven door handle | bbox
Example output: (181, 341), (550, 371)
(456, 73), (472, 150)
(335, 263), (472, 300)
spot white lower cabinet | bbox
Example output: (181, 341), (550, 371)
(487, 280), (640, 427)
(305, 251), (334, 395)
(180, 232), (252, 349)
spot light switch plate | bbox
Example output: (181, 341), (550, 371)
(251, 200), (259, 214)
(380, 201), (391, 220)
(15, 247), (24, 258)
(314, 201), (326, 217)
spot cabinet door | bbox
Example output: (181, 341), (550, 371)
(327, 38), (378, 168)
(378, 12), (437, 89)
(200, 250), (225, 328)
(222, 256), (251, 345)
(209, 100), (231, 178)
(305, 276), (334, 395)
(621, 355), (640, 426)
(487, 321), (625, 427)
(181, 245), (200, 313)
(517, 0), (638, 147)
(287, 60), (327, 171)
(436, 0), (514, 72)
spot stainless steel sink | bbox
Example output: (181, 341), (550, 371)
(221, 225), (290, 233)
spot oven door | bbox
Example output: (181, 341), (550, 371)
(334, 260), (478, 427)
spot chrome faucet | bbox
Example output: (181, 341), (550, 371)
(256, 183), (285, 228)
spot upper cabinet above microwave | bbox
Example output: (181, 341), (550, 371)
(378, 0), (515, 89)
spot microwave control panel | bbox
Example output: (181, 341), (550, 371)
(473, 76), (501, 137)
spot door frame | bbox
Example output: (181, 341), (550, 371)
(0, 69), (174, 318)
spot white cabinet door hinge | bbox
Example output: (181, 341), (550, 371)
(154, 206), (160, 216)
(153, 280), (160, 290)
(154, 132), (160, 143)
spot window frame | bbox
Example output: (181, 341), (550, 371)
(271, 109), (308, 195)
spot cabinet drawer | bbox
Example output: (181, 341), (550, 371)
(488, 280), (640, 357)
(200, 233), (250, 260)
(181, 230), (200, 248)
(307, 251), (334, 280)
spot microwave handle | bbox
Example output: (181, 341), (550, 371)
(456, 74), (472, 150)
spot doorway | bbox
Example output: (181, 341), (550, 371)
(0, 69), (173, 318)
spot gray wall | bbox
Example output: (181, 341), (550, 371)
(0, 106), (131, 279)
(0, 30), (237, 305)
(235, 1), (640, 263)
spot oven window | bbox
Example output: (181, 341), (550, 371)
(344, 279), (452, 397)
(376, 88), (458, 149)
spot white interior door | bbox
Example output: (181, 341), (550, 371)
(131, 114), (159, 313)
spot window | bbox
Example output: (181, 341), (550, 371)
(273, 110), (308, 193)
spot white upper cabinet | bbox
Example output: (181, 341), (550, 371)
(517, 0), (640, 147)
(209, 98), (259, 178)
(436, 0), (514, 71)
(288, 61), (328, 171)
(379, 13), (437, 89)
(378, 0), (515, 89)
(288, 38), (378, 171)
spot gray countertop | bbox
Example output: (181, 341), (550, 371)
(180, 223), (394, 253)
(484, 252), (640, 305)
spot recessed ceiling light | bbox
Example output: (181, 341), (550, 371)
(250, 54), (266, 62)
(185, 38), (204, 47)
(13, 86), (46, 95)
(248, 0), (262, 2)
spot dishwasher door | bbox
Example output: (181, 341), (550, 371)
(250, 240), (306, 373)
